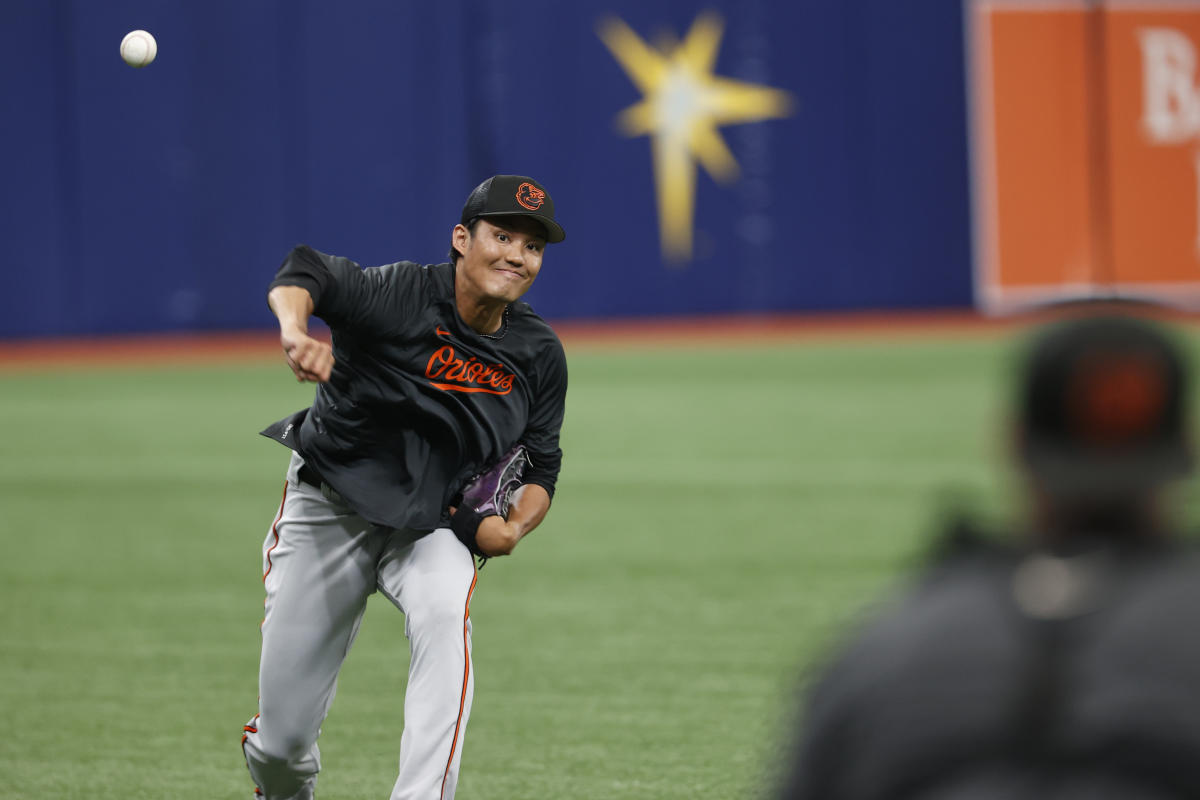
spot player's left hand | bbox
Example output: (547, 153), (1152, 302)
(474, 516), (520, 556)
(448, 445), (528, 559)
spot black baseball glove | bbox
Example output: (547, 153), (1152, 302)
(450, 444), (528, 561)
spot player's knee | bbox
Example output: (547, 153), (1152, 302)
(404, 573), (472, 632)
(276, 734), (317, 764)
(255, 734), (316, 767)
(249, 723), (318, 766)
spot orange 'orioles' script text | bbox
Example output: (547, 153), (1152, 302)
(426, 345), (515, 395)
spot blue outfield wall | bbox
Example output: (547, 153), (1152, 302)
(0, 0), (974, 339)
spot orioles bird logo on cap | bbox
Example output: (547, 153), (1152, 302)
(1068, 353), (1168, 446)
(515, 182), (546, 211)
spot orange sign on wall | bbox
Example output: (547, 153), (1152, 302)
(969, 0), (1200, 312)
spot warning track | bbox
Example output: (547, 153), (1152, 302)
(0, 309), (1192, 372)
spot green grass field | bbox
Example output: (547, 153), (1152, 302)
(1, 327), (1195, 799)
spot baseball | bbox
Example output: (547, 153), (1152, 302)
(120, 30), (157, 68)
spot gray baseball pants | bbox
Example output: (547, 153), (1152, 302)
(242, 453), (477, 800)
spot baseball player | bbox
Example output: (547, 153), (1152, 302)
(780, 310), (1200, 799)
(240, 175), (568, 800)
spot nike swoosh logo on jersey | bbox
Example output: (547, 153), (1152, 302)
(436, 326), (451, 337)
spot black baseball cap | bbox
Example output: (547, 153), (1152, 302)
(1017, 312), (1192, 496)
(460, 175), (565, 243)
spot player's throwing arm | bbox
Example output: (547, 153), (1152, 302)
(268, 285), (334, 383)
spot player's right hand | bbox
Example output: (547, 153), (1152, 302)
(280, 329), (334, 383)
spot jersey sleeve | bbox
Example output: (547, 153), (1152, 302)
(269, 245), (424, 336)
(521, 337), (568, 499)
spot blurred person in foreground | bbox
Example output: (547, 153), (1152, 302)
(780, 309), (1200, 799)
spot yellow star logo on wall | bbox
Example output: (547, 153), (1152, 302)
(598, 11), (794, 262)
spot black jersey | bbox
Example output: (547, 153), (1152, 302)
(261, 245), (567, 532)
(783, 533), (1200, 799)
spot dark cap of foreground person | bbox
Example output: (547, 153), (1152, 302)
(1016, 312), (1193, 500)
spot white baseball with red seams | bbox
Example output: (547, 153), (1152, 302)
(119, 29), (157, 68)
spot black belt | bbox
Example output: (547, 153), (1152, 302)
(297, 462), (324, 489)
(297, 461), (350, 506)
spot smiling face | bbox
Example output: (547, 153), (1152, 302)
(452, 216), (547, 305)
